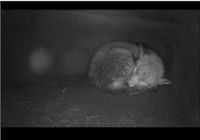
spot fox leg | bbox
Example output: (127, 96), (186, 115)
(158, 78), (172, 85)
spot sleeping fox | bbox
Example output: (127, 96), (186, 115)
(89, 41), (172, 92)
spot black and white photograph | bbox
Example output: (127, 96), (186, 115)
(1, 2), (200, 127)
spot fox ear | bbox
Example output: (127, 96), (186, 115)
(158, 78), (172, 85)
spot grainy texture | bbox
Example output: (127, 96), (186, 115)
(2, 10), (199, 127)
(1, 75), (198, 127)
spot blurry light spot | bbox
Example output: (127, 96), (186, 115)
(29, 48), (52, 75)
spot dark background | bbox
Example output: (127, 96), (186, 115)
(1, 10), (199, 127)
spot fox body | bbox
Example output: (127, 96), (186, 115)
(89, 41), (137, 89)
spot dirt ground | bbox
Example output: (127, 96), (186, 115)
(1, 75), (199, 127)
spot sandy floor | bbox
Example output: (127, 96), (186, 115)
(1, 75), (199, 127)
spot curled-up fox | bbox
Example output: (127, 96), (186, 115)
(89, 41), (172, 93)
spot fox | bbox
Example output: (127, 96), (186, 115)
(89, 41), (172, 92)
